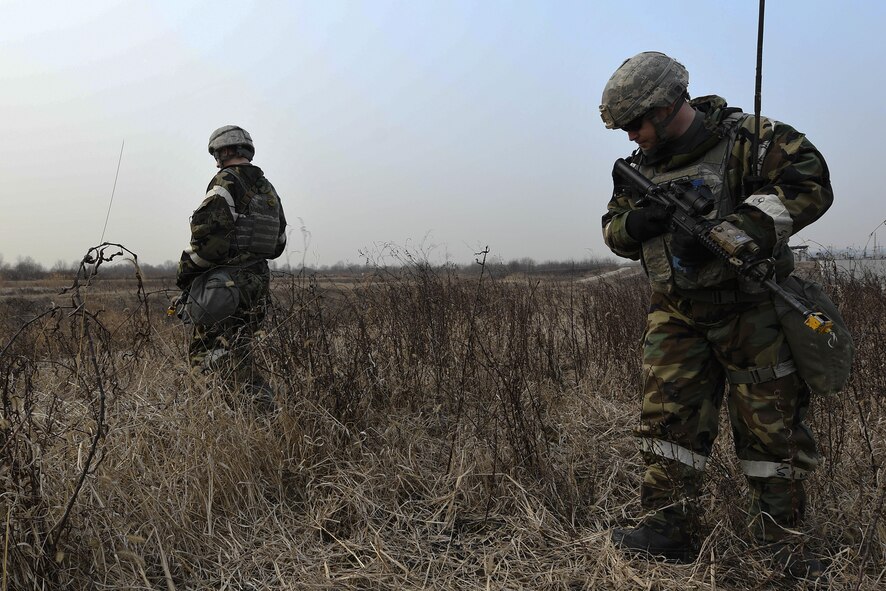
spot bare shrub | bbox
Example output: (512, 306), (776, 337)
(0, 246), (883, 589)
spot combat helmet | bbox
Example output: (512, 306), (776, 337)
(208, 125), (255, 163)
(599, 52), (689, 130)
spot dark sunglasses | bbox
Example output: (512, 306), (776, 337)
(620, 111), (650, 132)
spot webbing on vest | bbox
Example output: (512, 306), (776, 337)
(223, 168), (282, 258)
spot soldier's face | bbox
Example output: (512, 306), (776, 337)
(626, 116), (658, 150)
(625, 105), (672, 150)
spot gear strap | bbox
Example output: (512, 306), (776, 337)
(221, 167), (256, 210)
(728, 359), (796, 385)
(650, 98), (686, 143)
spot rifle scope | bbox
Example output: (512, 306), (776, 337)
(672, 181), (714, 217)
(613, 158), (713, 216)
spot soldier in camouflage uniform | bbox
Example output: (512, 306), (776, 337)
(599, 53), (833, 579)
(177, 125), (287, 412)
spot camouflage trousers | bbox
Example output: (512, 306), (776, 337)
(188, 267), (274, 411)
(636, 291), (819, 543)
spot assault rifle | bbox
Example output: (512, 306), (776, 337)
(613, 158), (833, 333)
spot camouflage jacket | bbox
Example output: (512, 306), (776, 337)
(601, 95), (833, 294)
(176, 165), (287, 289)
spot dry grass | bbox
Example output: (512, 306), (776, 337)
(0, 247), (884, 590)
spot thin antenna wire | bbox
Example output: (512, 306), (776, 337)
(752, 0), (765, 176)
(100, 140), (125, 244)
(862, 219), (886, 258)
(743, 0), (766, 199)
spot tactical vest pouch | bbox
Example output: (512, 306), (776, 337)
(185, 267), (241, 325)
(223, 168), (282, 258)
(773, 275), (854, 395)
(236, 193), (281, 257)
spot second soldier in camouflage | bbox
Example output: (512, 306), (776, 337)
(176, 125), (287, 413)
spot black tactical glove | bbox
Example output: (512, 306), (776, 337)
(625, 205), (671, 242)
(669, 232), (715, 267)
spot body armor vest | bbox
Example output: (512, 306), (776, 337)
(634, 113), (764, 294)
(224, 169), (283, 259)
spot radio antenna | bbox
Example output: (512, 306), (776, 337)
(752, 0), (765, 177)
(743, 0), (766, 197)
(100, 139), (125, 244)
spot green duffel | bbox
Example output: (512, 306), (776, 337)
(184, 267), (241, 325)
(774, 275), (854, 396)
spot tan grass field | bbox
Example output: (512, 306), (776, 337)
(0, 257), (883, 590)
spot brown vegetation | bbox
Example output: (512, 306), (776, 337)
(0, 244), (883, 589)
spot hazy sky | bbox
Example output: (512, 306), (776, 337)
(2, 0), (884, 269)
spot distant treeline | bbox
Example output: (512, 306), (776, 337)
(0, 256), (179, 281)
(5, 246), (878, 282)
(0, 255), (619, 281)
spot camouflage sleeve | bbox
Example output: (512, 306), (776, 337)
(271, 202), (288, 260)
(601, 187), (643, 261)
(728, 117), (833, 254)
(175, 177), (239, 289)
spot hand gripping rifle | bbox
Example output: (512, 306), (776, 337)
(613, 158), (833, 333)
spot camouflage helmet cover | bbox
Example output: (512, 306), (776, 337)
(208, 125), (255, 160)
(599, 52), (689, 129)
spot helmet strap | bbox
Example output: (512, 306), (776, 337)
(213, 147), (245, 167)
(650, 99), (685, 143)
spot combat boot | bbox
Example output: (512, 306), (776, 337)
(244, 377), (277, 415)
(771, 542), (829, 583)
(611, 524), (695, 563)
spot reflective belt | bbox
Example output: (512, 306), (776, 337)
(639, 438), (708, 471)
(740, 460), (810, 480)
(728, 359), (797, 384)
